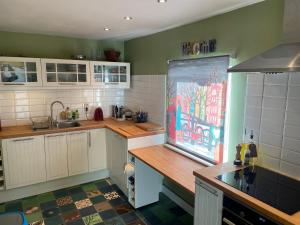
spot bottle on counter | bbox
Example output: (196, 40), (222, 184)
(66, 107), (72, 120)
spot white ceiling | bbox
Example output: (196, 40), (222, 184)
(0, 0), (263, 40)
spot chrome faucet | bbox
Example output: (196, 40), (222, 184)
(50, 101), (65, 128)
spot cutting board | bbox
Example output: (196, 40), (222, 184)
(135, 122), (164, 131)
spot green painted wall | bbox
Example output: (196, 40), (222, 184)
(0, 31), (124, 60)
(124, 0), (284, 205)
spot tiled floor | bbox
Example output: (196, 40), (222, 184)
(0, 179), (193, 225)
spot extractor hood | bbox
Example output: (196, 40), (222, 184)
(228, 0), (300, 73)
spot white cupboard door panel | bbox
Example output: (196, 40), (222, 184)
(194, 180), (223, 225)
(3, 135), (46, 189)
(88, 129), (107, 172)
(45, 134), (68, 181)
(67, 131), (89, 176)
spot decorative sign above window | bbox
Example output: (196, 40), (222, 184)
(181, 39), (217, 56)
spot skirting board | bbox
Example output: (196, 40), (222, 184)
(162, 185), (194, 216)
(0, 169), (109, 203)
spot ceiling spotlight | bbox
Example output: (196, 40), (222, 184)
(124, 16), (133, 20)
(104, 27), (110, 31)
(158, 0), (167, 3)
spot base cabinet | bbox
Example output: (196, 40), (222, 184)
(67, 131), (89, 176)
(88, 129), (107, 172)
(3, 135), (46, 189)
(45, 133), (68, 181)
(107, 130), (127, 193)
(194, 178), (223, 225)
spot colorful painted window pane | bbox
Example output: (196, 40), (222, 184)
(167, 56), (229, 164)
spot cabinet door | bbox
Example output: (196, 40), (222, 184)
(67, 131), (89, 176)
(88, 129), (107, 172)
(108, 131), (127, 193)
(3, 135), (46, 189)
(194, 179), (223, 225)
(0, 57), (42, 86)
(45, 133), (68, 181)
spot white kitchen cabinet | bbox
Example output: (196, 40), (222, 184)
(90, 61), (130, 88)
(44, 133), (68, 181)
(2, 135), (46, 189)
(67, 131), (89, 176)
(194, 178), (223, 225)
(88, 129), (107, 172)
(41, 58), (90, 86)
(107, 130), (128, 193)
(0, 57), (42, 86)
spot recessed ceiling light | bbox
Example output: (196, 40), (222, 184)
(124, 16), (133, 20)
(104, 27), (110, 31)
(157, 0), (167, 3)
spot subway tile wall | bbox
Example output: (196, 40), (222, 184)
(0, 75), (167, 128)
(0, 89), (125, 127)
(124, 75), (166, 126)
(245, 72), (300, 178)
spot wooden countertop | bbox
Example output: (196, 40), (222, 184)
(0, 119), (165, 139)
(193, 163), (300, 225)
(129, 145), (206, 194)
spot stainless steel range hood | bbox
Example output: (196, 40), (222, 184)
(228, 0), (300, 73)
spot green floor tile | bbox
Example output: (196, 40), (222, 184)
(37, 192), (55, 203)
(82, 213), (103, 225)
(22, 196), (40, 209)
(0, 204), (5, 213)
(25, 210), (43, 223)
(82, 183), (98, 192)
(44, 215), (63, 225)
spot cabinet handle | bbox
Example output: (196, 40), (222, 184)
(13, 138), (34, 142)
(46, 134), (65, 138)
(222, 218), (236, 225)
(3, 83), (25, 85)
(88, 132), (91, 147)
(197, 181), (218, 196)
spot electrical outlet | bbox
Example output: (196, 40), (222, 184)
(84, 103), (89, 112)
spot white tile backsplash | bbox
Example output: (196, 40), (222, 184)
(0, 88), (125, 127)
(244, 72), (300, 178)
(124, 75), (166, 126)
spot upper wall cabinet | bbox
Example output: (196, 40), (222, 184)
(90, 61), (130, 88)
(41, 59), (91, 86)
(0, 57), (42, 86)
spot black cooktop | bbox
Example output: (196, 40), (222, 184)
(216, 166), (300, 215)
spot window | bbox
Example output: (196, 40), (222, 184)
(167, 56), (229, 164)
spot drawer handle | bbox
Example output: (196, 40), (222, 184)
(13, 138), (34, 142)
(222, 218), (236, 225)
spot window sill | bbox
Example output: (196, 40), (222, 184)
(163, 144), (214, 167)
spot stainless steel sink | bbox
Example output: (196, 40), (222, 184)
(56, 121), (81, 128)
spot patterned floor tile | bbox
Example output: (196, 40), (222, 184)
(121, 212), (139, 224)
(104, 192), (120, 201)
(104, 217), (125, 225)
(90, 196), (106, 204)
(43, 215), (63, 225)
(72, 192), (88, 202)
(40, 201), (58, 211)
(115, 204), (134, 215)
(62, 210), (81, 223)
(38, 193), (56, 203)
(79, 206), (97, 217)
(86, 190), (102, 198)
(30, 220), (45, 225)
(75, 199), (93, 210)
(26, 210), (44, 223)
(56, 196), (73, 206)
(42, 207), (60, 218)
(99, 209), (118, 221)
(82, 213), (103, 225)
(24, 206), (40, 215)
(93, 202), (112, 212)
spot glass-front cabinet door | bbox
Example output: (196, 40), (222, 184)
(90, 61), (130, 88)
(41, 59), (90, 86)
(0, 57), (42, 86)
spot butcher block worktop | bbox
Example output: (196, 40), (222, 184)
(193, 163), (300, 225)
(0, 119), (165, 139)
(129, 145), (206, 194)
